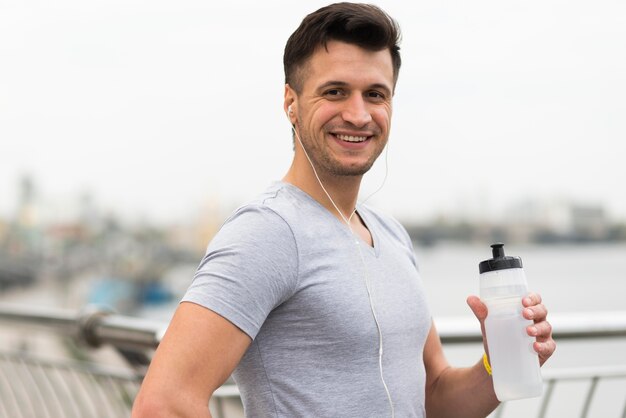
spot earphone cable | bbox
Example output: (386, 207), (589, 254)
(291, 124), (395, 418)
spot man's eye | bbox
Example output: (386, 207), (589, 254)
(325, 89), (342, 96)
(367, 91), (385, 100)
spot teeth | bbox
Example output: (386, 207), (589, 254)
(336, 134), (368, 143)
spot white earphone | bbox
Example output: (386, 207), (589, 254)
(283, 99), (395, 418)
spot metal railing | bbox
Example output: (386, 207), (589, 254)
(0, 351), (141, 418)
(438, 312), (626, 418)
(0, 303), (625, 418)
(537, 366), (626, 418)
(0, 304), (164, 351)
(3, 303), (625, 348)
(434, 310), (626, 343)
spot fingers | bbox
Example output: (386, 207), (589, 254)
(523, 304), (548, 322)
(522, 292), (556, 365)
(522, 292), (542, 307)
(522, 293), (548, 323)
(473, 291), (556, 367)
(527, 320), (552, 338)
(530, 321), (556, 366)
(534, 339), (557, 365)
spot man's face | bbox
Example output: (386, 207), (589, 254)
(289, 40), (394, 177)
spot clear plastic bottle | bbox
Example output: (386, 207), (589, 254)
(479, 243), (543, 401)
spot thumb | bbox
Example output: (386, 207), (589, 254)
(466, 295), (488, 322)
(467, 295), (490, 357)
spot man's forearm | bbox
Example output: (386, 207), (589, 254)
(425, 359), (499, 418)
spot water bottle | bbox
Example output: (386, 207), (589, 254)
(479, 243), (543, 401)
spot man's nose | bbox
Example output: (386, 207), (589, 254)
(340, 95), (372, 128)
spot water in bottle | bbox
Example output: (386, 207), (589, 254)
(479, 243), (543, 401)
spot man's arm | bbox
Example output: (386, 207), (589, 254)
(423, 322), (499, 418)
(424, 293), (556, 418)
(132, 302), (251, 418)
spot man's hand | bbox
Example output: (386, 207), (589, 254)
(466, 293), (556, 366)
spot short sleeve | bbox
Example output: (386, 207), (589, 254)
(181, 204), (299, 339)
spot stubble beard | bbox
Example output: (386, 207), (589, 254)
(296, 123), (385, 177)
(322, 151), (378, 177)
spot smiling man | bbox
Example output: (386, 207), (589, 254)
(132, 4), (555, 418)
(285, 40), (391, 176)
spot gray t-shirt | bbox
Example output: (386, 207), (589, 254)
(182, 182), (432, 417)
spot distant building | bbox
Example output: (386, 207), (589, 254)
(506, 198), (609, 242)
(570, 204), (608, 240)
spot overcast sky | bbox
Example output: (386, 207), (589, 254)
(1, 0), (625, 225)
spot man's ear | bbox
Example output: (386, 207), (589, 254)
(284, 84), (297, 124)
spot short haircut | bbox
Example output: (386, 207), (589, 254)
(283, 2), (402, 93)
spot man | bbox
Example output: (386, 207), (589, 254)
(132, 3), (555, 417)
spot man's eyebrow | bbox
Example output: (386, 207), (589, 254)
(316, 80), (349, 91)
(369, 83), (393, 95)
(316, 80), (393, 95)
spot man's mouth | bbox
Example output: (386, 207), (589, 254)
(334, 134), (369, 143)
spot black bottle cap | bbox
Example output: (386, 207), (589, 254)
(479, 243), (523, 274)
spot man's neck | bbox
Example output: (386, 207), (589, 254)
(282, 161), (362, 225)
(283, 158), (374, 246)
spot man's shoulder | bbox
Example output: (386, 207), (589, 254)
(232, 181), (326, 224)
(211, 182), (314, 247)
(226, 182), (303, 226)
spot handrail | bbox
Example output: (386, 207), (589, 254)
(1, 303), (625, 418)
(1, 303), (625, 349)
(435, 311), (626, 343)
(0, 303), (164, 350)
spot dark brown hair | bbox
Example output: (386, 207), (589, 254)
(283, 2), (402, 93)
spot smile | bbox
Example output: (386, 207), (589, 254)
(335, 134), (369, 143)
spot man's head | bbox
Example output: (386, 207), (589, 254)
(282, 3), (400, 179)
(284, 3), (402, 94)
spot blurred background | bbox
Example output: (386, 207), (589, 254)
(0, 0), (625, 416)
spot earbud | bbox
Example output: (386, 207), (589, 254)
(288, 105), (293, 115)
